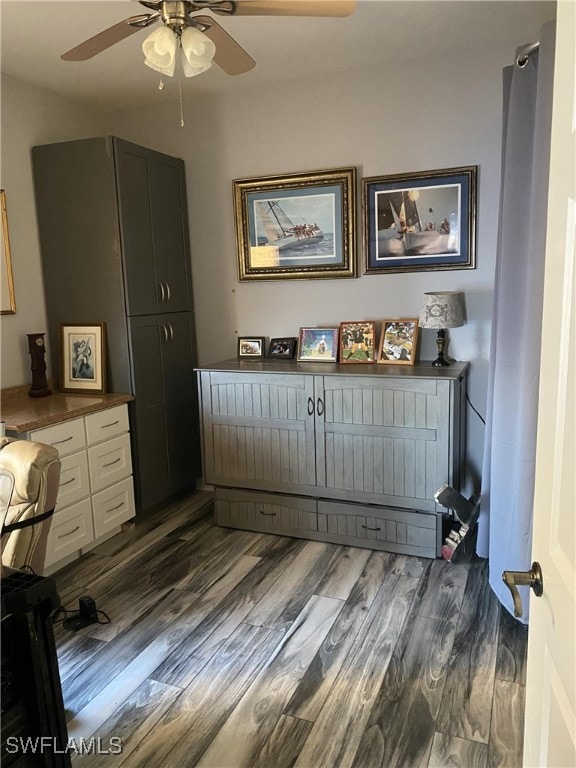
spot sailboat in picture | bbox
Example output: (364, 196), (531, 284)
(255, 200), (324, 251)
(378, 189), (458, 256)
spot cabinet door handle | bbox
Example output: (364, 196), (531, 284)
(164, 282), (171, 301)
(258, 509), (277, 517)
(168, 323), (174, 342)
(158, 282), (166, 302)
(307, 397), (314, 415)
(58, 525), (80, 539)
(59, 477), (77, 487)
(103, 457), (121, 468)
(162, 325), (169, 344)
(51, 435), (74, 446)
(361, 524), (381, 531)
(316, 397), (324, 416)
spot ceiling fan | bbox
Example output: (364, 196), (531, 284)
(61, 0), (357, 77)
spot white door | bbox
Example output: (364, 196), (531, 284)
(523, 2), (576, 766)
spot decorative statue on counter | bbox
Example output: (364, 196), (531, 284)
(27, 333), (52, 398)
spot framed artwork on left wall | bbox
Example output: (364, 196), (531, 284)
(60, 323), (106, 393)
(1, 190), (16, 314)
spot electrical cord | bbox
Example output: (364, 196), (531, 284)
(467, 392), (486, 425)
(52, 601), (111, 627)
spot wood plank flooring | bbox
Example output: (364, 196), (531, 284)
(51, 490), (528, 768)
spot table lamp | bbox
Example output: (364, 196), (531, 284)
(418, 291), (464, 366)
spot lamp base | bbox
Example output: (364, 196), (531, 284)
(430, 328), (452, 367)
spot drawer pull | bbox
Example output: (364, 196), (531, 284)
(258, 509), (277, 517)
(58, 525), (80, 539)
(60, 477), (77, 487)
(103, 457), (122, 468)
(101, 420), (120, 429)
(52, 436), (74, 446)
(362, 524), (381, 531)
(106, 501), (125, 513)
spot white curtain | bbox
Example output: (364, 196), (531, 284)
(477, 21), (556, 623)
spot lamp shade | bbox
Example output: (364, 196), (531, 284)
(419, 291), (465, 329)
(181, 27), (215, 77)
(143, 26), (177, 77)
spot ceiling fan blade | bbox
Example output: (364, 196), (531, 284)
(195, 16), (255, 75)
(61, 15), (158, 61)
(213, 0), (356, 17)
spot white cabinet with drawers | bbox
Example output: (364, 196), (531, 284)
(27, 404), (135, 571)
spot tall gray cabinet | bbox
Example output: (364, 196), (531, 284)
(32, 136), (200, 512)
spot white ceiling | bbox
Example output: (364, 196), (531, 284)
(1, 0), (556, 112)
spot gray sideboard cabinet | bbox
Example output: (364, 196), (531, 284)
(32, 136), (201, 511)
(197, 360), (469, 558)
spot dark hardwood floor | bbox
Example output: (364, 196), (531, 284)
(51, 490), (528, 767)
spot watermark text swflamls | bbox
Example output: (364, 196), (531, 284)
(5, 736), (123, 756)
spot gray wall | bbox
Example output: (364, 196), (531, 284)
(0, 34), (539, 491)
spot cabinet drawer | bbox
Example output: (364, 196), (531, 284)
(30, 418), (86, 457)
(85, 405), (129, 445)
(215, 487), (317, 536)
(57, 451), (90, 508)
(317, 500), (439, 558)
(88, 433), (133, 492)
(92, 477), (135, 539)
(45, 498), (94, 567)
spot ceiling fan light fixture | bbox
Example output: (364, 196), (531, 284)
(181, 58), (212, 77)
(143, 26), (177, 76)
(181, 26), (216, 68)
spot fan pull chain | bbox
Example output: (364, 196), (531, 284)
(177, 40), (184, 127)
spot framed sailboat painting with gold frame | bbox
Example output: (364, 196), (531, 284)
(363, 166), (477, 274)
(234, 167), (357, 281)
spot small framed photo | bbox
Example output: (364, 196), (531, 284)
(237, 336), (265, 360)
(268, 337), (297, 359)
(339, 321), (376, 363)
(60, 323), (106, 393)
(297, 327), (339, 362)
(378, 319), (419, 365)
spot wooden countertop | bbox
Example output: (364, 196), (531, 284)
(1, 384), (134, 433)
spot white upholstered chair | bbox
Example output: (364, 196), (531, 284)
(0, 438), (61, 575)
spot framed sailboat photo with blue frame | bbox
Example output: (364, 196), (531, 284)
(363, 166), (477, 274)
(234, 167), (357, 281)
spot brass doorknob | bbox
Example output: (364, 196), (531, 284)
(502, 561), (543, 618)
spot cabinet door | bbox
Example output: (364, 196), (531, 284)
(114, 139), (193, 316)
(199, 371), (316, 492)
(148, 157), (194, 313)
(128, 313), (199, 509)
(318, 375), (451, 511)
